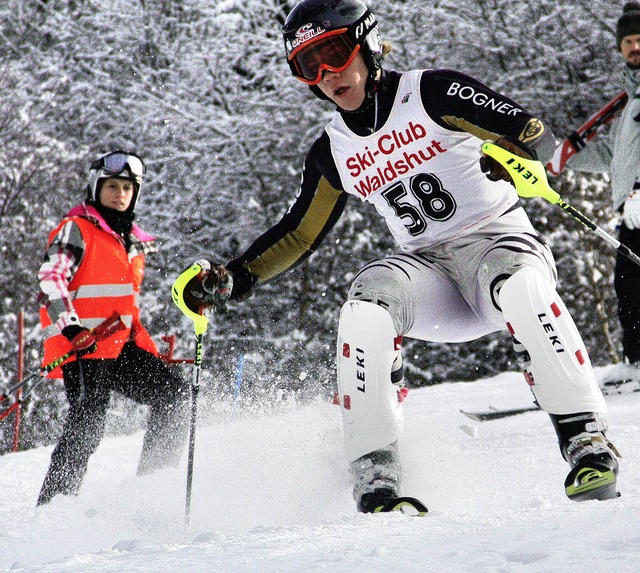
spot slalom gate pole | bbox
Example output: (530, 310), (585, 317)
(481, 142), (640, 269)
(171, 262), (210, 525)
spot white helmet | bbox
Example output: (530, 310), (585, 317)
(86, 150), (146, 211)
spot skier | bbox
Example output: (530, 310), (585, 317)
(36, 151), (190, 506)
(564, 2), (640, 386)
(182, 0), (620, 510)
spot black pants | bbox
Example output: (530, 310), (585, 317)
(615, 224), (640, 363)
(37, 342), (190, 505)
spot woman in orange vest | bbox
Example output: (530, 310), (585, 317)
(36, 151), (189, 506)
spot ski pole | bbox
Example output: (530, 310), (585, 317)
(1, 311), (126, 402)
(481, 141), (640, 269)
(171, 261), (210, 525)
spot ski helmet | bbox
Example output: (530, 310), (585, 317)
(283, 0), (382, 94)
(86, 150), (146, 211)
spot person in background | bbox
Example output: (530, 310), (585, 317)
(36, 151), (189, 506)
(183, 0), (620, 511)
(565, 2), (640, 387)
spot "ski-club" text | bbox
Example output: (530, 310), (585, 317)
(345, 122), (448, 198)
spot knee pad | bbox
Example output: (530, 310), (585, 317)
(337, 300), (404, 462)
(478, 235), (556, 315)
(499, 268), (606, 414)
(348, 262), (410, 335)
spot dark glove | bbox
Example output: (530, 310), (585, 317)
(183, 261), (234, 313)
(62, 325), (98, 358)
(480, 136), (534, 186)
(226, 261), (256, 302)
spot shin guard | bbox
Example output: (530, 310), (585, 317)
(499, 268), (606, 414)
(337, 300), (404, 462)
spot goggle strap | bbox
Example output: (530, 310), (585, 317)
(287, 27), (349, 61)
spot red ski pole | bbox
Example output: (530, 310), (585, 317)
(1, 312), (126, 402)
(546, 91), (628, 176)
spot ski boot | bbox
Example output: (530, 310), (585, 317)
(563, 432), (620, 501)
(351, 443), (428, 516)
(357, 485), (399, 513)
(351, 444), (400, 513)
(551, 413), (620, 502)
(357, 483), (428, 516)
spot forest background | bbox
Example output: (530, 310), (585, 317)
(0, 0), (626, 452)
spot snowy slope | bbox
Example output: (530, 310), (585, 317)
(1, 368), (639, 572)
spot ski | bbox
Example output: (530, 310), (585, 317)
(374, 496), (428, 517)
(460, 405), (540, 422)
(601, 381), (640, 395)
(461, 383), (640, 422)
(546, 91), (628, 176)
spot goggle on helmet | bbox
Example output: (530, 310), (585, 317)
(87, 150), (146, 210)
(283, 0), (381, 86)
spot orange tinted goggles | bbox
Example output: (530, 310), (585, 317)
(288, 29), (360, 85)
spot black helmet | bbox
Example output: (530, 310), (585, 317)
(86, 150), (146, 211)
(283, 0), (381, 88)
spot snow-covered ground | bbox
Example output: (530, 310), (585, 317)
(1, 367), (639, 572)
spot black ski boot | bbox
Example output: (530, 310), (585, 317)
(357, 485), (428, 516)
(351, 444), (427, 516)
(351, 443), (401, 512)
(563, 432), (620, 501)
(357, 486), (399, 513)
(551, 412), (620, 502)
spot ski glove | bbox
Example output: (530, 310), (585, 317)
(480, 136), (534, 187)
(225, 260), (256, 302)
(623, 187), (640, 229)
(183, 261), (234, 314)
(62, 325), (98, 358)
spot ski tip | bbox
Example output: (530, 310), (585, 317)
(459, 405), (540, 421)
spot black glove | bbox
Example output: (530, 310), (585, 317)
(62, 325), (98, 358)
(226, 261), (256, 302)
(480, 136), (534, 186)
(183, 262), (234, 313)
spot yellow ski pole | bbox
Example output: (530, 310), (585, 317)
(172, 261), (210, 525)
(481, 141), (640, 268)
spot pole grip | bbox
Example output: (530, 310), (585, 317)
(172, 262), (210, 336)
(480, 141), (640, 269)
(481, 141), (561, 203)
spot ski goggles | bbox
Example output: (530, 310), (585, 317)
(288, 29), (360, 85)
(90, 151), (146, 178)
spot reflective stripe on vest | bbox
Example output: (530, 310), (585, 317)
(74, 283), (135, 299)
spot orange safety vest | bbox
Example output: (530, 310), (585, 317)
(40, 215), (158, 378)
